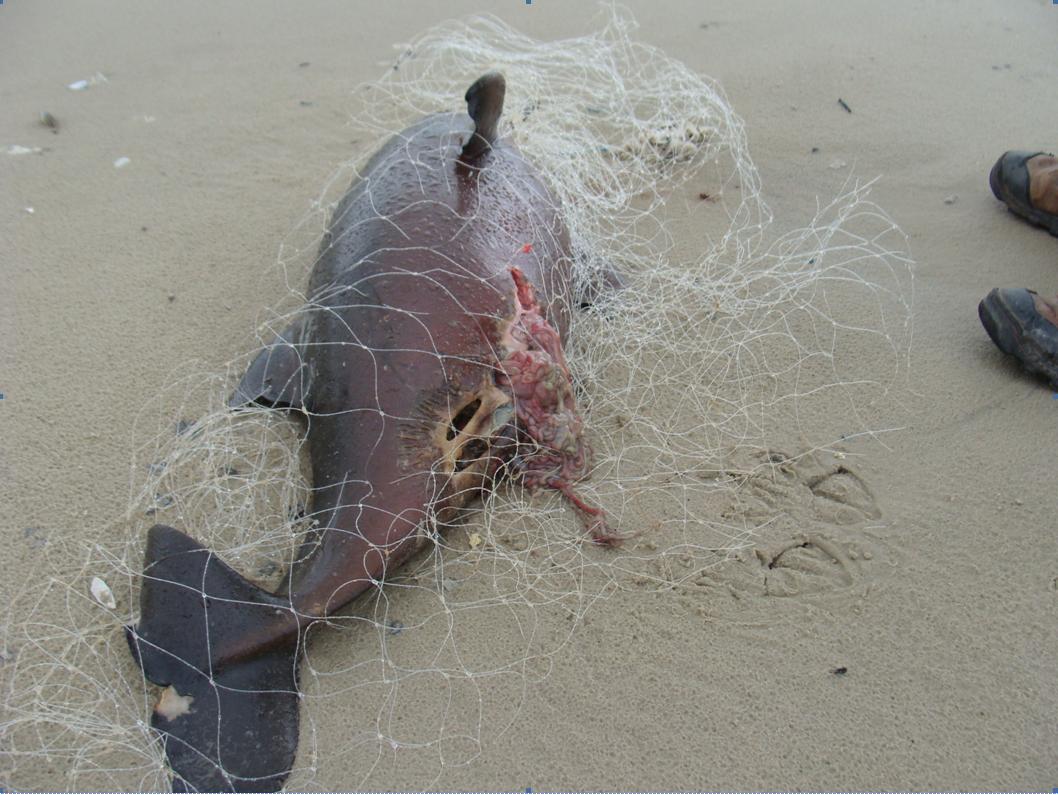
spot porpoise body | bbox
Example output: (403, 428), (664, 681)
(127, 73), (615, 792)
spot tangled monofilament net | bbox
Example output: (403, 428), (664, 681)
(1, 8), (912, 791)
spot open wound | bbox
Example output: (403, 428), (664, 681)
(497, 267), (620, 544)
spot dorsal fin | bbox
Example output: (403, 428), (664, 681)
(460, 71), (506, 162)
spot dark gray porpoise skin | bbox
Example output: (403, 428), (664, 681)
(127, 72), (611, 792)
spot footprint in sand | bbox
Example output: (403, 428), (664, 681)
(697, 449), (886, 603)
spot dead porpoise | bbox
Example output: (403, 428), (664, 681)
(126, 72), (619, 792)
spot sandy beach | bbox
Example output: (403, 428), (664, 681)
(3, 0), (1058, 791)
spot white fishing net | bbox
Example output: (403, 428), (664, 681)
(1, 7), (913, 792)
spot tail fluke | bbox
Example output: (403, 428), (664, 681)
(126, 525), (301, 792)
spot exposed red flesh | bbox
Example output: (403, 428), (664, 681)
(497, 267), (623, 544)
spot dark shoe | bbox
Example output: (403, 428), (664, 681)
(989, 150), (1058, 237)
(979, 287), (1058, 386)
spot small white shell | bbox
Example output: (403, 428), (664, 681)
(90, 576), (116, 609)
(68, 73), (107, 91)
(113, 157), (131, 169)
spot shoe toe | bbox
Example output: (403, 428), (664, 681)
(989, 150), (1037, 205)
(978, 287), (1036, 356)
